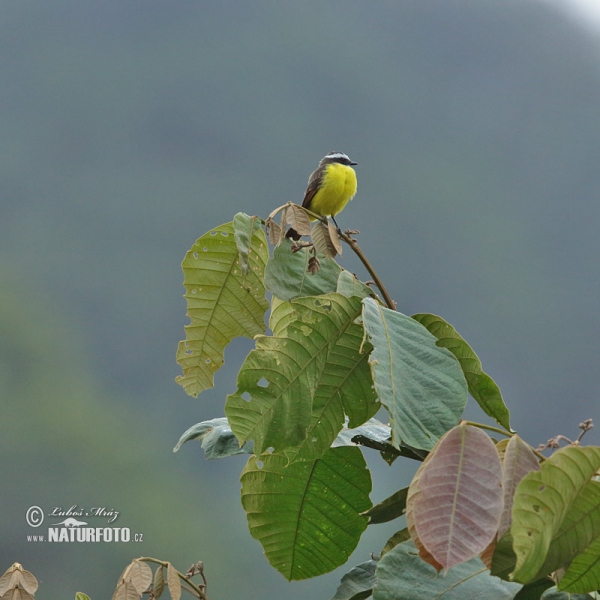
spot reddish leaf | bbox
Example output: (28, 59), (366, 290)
(412, 423), (504, 570)
(498, 435), (540, 538)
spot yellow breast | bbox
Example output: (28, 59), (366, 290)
(310, 162), (357, 217)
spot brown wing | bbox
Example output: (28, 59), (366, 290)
(301, 166), (325, 210)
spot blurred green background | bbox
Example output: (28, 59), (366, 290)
(2, 1), (600, 597)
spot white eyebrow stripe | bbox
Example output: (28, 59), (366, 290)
(325, 152), (350, 160)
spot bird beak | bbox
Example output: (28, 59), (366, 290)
(350, 161), (358, 166)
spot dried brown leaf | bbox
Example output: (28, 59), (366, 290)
(267, 203), (288, 220)
(265, 217), (281, 246)
(480, 538), (497, 569)
(153, 566), (165, 599)
(166, 563), (182, 600)
(127, 561), (152, 595)
(112, 581), (141, 600)
(286, 203), (312, 237)
(17, 570), (38, 596)
(311, 221), (336, 259)
(328, 220), (343, 256)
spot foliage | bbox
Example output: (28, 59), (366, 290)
(174, 210), (600, 599)
(0, 560), (208, 600)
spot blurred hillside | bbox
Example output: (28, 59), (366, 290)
(2, 1), (600, 598)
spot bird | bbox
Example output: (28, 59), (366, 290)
(287, 152), (358, 239)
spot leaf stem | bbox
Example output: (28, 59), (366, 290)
(338, 230), (397, 310)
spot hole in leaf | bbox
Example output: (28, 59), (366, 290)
(206, 358), (211, 364)
(221, 232), (229, 236)
(257, 460), (263, 469)
(257, 378), (269, 388)
(210, 231), (218, 236)
(267, 447), (274, 454)
(203, 247), (208, 252)
(193, 252), (198, 259)
(241, 392), (251, 402)
(191, 289), (197, 294)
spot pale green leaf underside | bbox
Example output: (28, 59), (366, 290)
(412, 313), (511, 431)
(373, 542), (521, 600)
(331, 560), (377, 600)
(511, 445), (600, 583)
(241, 447), (372, 580)
(362, 299), (468, 451)
(263, 239), (342, 301)
(175, 219), (269, 397)
(225, 293), (365, 455)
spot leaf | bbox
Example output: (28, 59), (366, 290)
(499, 435), (540, 538)
(410, 424), (504, 569)
(332, 418), (391, 448)
(362, 299), (468, 451)
(166, 563), (181, 600)
(373, 541), (522, 600)
(233, 212), (262, 276)
(511, 445), (600, 583)
(363, 487), (408, 525)
(381, 528), (411, 556)
(112, 582), (140, 600)
(127, 561), (152, 595)
(226, 294), (364, 455)
(76, 594), (92, 600)
(176, 219), (269, 397)
(328, 219), (343, 255)
(285, 203), (312, 237)
(512, 578), (554, 599)
(265, 216), (281, 246)
(538, 480), (600, 588)
(559, 530), (600, 593)
(539, 587), (595, 599)
(412, 313), (511, 431)
(283, 298), (379, 463)
(240, 446), (372, 580)
(337, 270), (374, 300)
(331, 560), (377, 600)
(264, 239), (342, 300)
(173, 417), (253, 459)
(312, 220), (337, 258)
(153, 566), (165, 599)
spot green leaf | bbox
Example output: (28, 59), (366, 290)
(513, 579), (554, 600)
(337, 270), (375, 300)
(535, 479), (600, 584)
(362, 299), (468, 451)
(263, 239), (342, 300)
(381, 528), (411, 555)
(363, 487), (408, 525)
(412, 313), (511, 431)
(233, 212), (262, 276)
(283, 299), (379, 463)
(76, 594), (92, 600)
(331, 560), (377, 600)
(241, 446), (372, 580)
(176, 219), (269, 397)
(555, 482), (600, 593)
(511, 445), (600, 583)
(226, 293), (365, 455)
(173, 417), (253, 458)
(373, 541), (522, 600)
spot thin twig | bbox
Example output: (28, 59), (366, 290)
(338, 230), (396, 310)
